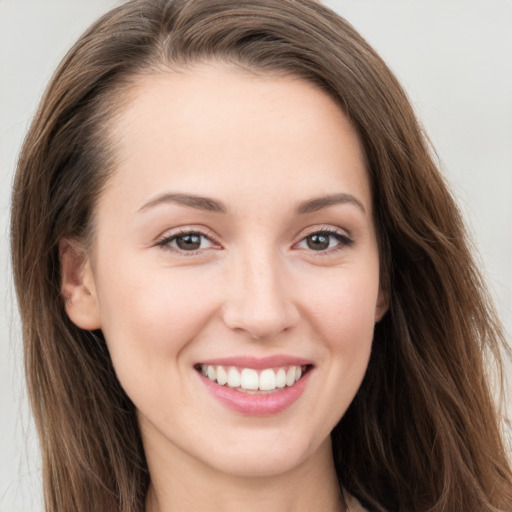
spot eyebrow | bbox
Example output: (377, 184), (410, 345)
(137, 191), (365, 215)
(138, 192), (227, 213)
(296, 193), (366, 214)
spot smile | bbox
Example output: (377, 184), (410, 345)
(195, 356), (313, 415)
(197, 364), (307, 393)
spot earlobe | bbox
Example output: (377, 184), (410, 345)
(59, 238), (102, 330)
(375, 287), (389, 323)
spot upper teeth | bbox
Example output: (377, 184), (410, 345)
(200, 364), (304, 391)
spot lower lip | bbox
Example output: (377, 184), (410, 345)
(198, 370), (311, 416)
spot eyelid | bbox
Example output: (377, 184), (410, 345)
(297, 224), (352, 239)
(155, 225), (222, 254)
(292, 225), (354, 252)
(153, 224), (353, 256)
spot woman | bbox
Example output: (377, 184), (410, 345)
(10, 0), (512, 511)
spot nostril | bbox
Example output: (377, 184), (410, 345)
(223, 306), (300, 341)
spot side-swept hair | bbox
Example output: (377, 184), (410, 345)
(10, 1), (512, 510)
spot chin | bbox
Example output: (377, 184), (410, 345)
(201, 431), (332, 479)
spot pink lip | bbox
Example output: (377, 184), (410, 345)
(197, 365), (312, 417)
(196, 355), (312, 369)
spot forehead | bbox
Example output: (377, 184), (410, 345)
(102, 61), (371, 216)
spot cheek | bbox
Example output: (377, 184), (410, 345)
(294, 264), (379, 430)
(319, 289), (376, 392)
(305, 267), (380, 350)
(94, 261), (220, 382)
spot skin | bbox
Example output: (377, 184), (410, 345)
(61, 62), (387, 512)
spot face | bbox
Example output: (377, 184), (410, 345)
(64, 62), (387, 479)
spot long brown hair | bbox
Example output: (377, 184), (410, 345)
(10, 1), (512, 510)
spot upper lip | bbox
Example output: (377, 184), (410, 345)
(195, 355), (313, 369)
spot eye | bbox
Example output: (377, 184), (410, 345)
(157, 230), (217, 253)
(296, 229), (352, 252)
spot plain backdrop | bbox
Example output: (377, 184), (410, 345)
(1, 1), (511, 511)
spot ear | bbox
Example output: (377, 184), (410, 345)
(375, 286), (389, 323)
(59, 238), (102, 330)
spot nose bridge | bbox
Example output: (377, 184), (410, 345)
(222, 241), (299, 339)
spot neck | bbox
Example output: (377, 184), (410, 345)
(144, 436), (345, 512)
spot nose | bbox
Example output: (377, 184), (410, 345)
(222, 247), (300, 340)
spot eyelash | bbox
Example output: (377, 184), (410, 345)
(155, 227), (353, 256)
(294, 228), (354, 253)
(155, 229), (219, 255)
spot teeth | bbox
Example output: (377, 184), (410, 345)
(286, 367), (296, 386)
(276, 368), (286, 388)
(259, 369), (276, 391)
(216, 366), (228, 385)
(207, 365), (217, 381)
(200, 364), (307, 391)
(227, 367), (241, 388)
(240, 369), (259, 390)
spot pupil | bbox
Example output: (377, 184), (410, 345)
(176, 233), (201, 250)
(307, 233), (329, 250)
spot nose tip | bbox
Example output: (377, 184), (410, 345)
(222, 260), (300, 340)
(223, 305), (299, 341)
(223, 302), (298, 340)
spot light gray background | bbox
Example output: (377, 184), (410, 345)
(1, 1), (511, 511)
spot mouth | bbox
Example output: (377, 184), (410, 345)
(194, 357), (313, 416)
(194, 363), (312, 394)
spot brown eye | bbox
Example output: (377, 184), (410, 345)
(306, 233), (331, 250)
(175, 233), (202, 250)
(158, 231), (216, 253)
(296, 230), (353, 252)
